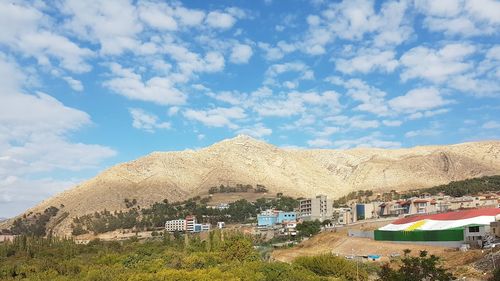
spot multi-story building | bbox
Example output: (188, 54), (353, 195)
(299, 195), (333, 221)
(165, 219), (186, 232)
(185, 215), (196, 232)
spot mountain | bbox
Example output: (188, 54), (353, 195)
(2, 135), (500, 236)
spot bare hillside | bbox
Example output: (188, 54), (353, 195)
(2, 135), (500, 235)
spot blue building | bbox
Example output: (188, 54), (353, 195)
(277, 212), (296, 223)
(257, 210), (297, 227)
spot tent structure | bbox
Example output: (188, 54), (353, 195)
(375, 208), (500, 242)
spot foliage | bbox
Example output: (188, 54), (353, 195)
(208, 184), (268, 194)
(408, 175), (500, 197)
(333, 190), (373, 207)
(377, 250), (455, 281)
(296, 220), (321, 237)
(294, 254), (368, 281)
(0, 232), (363, 281)
(489, 267), (500, 281)
(71, 195), (299, 235)
(8, 206), (59, 236)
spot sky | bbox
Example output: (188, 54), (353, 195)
(0, 0), (499, 217)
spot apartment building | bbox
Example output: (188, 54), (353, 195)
(165, 219), (186, 232)
(299, 195), (333, 221)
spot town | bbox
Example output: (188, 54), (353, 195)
(161, 190), (500, 250)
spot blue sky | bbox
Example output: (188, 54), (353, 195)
(0, 0), (499, 217)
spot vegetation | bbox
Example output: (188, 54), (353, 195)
(407, 175), (500, 197)
(378, 250), (455, 281)
(208, 184), (269, 194)
(0, 233), (366, 280)
(333, 190), (374, 207)
(295, 220), (321, 238)
(6, 207), (60, 236)
(70, 196), (299, 235)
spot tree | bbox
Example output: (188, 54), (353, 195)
(296, 220), (321, 237)
(377, 250), (455, 281)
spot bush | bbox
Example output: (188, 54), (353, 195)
(294, 254), (368, 281)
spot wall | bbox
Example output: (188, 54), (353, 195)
(374, 229), (465, 242)
(348, 229), (374, 239)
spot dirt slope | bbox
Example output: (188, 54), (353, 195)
(2, 135), (500, 236)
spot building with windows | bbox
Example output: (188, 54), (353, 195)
(165, 216), (211, 233)
(165, 219), (186, 232)
(299, 195), (333, 221)
(375, 208), (500, 246)
(257, 209), (297, 227)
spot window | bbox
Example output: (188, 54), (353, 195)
(469, 226), (479, 233)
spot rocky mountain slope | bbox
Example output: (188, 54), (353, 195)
(2, 135), (500, 235)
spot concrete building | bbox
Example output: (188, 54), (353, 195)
(217, 222), (225, 229)
(165, 219), (186, 232)
(299, 195), (333, 221)
(490, 221), (500, 238)
(185, 215), (196, 232)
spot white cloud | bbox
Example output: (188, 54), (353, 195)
(0, 177), (77, 218)
(307, 138), (333, 148)
(236, 123), (272, 138)
(0, 2), (93, 72)
(104, 63), (187, 105)
(316, 126), (340, 137)
(350, 119), (380, 129)
(332, 133), (401, 149)
(63, 76), (84, 91)
(389, 88), (451, 113)
(482, 121), (500, 129)
(0, 56), (115, 179)
(138, 1), (178, 30)
(404, 129), (440, 138)
(205, 11), (236, 29)
(335, 49), (398, 74)
(129, 108), (171, 132)
(382, 120), (402, 127)
(400, 43), (475, 83)
(184, 107), (246, 129)
(62, 0), (144, 55)
(328, 77), (389, 116)
(416, 0), (500, 37)
(230, 43), (253, 64)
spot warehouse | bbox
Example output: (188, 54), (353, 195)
(375, 208), (500, 247)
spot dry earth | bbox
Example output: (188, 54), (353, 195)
(2, 135), (500, 236)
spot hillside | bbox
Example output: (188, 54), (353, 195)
(2, 135), (500, 236)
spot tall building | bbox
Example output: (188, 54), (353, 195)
(165, 219), (186, 232)
(299, 195), (333, 221)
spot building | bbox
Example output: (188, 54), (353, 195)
(333, 207), (354, 225)
(217, 222), (225, 229)
(165, 219), (186, 232)
(299, 195), (333, 221)
(375, 208), (500, 246)
(185, 215), (196, 232)
(490, 221), (500, 238)
(165, 216), (211, 233)
(355, 203), (376, 220)
(257, 209), (297, 227)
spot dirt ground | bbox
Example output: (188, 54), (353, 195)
(271, 230), (490, 279)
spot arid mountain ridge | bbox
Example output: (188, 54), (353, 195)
(2, 135), (500, 236)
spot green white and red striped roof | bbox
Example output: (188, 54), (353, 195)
(379, 208), (500, 231)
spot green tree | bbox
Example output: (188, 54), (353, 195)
(377, 250), (455, 281)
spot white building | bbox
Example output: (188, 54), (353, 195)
(217, 222), (225, 229)
(165, 219), (186, 232)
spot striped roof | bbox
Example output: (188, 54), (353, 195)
(392, 208), (500, 225)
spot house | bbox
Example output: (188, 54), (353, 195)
(217, 222), (225, 229)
